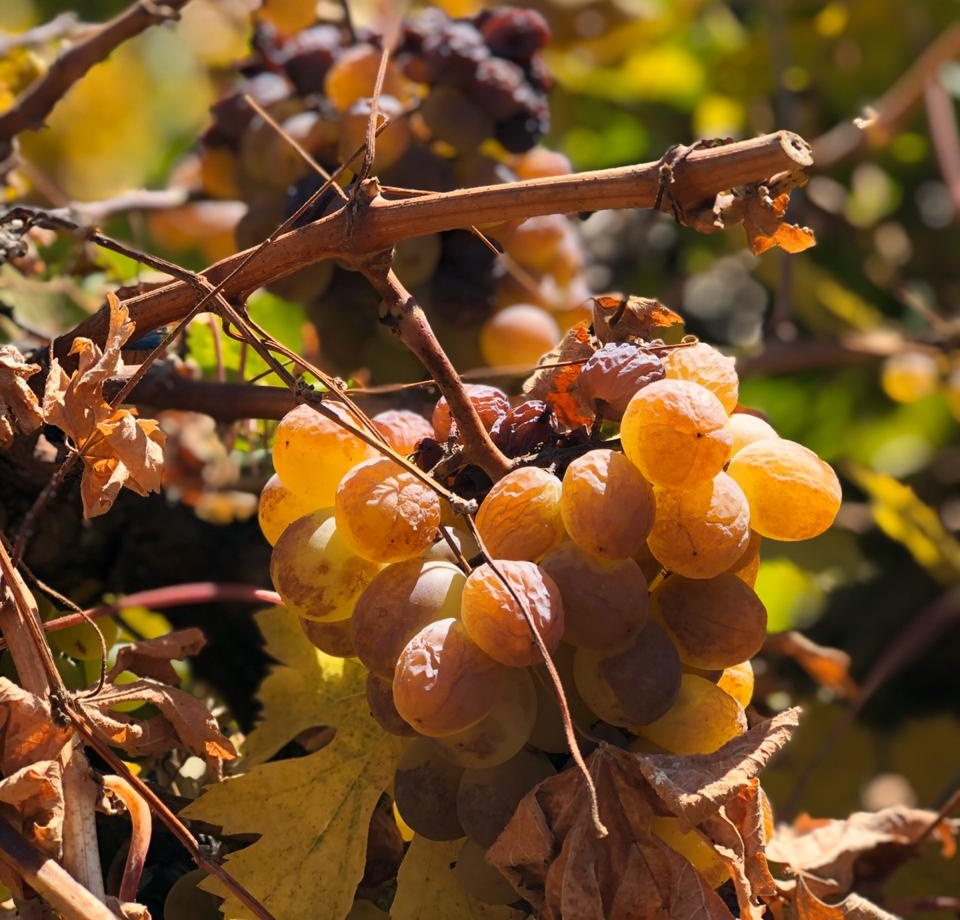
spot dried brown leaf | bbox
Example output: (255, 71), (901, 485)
(0, 760), (64, 853)
(794, 878), (899, 920)
(0, 344), (43, 448)
(763, 632), (858, 699)
(741, 191), (816, 255)
(591, 295), (685, 346)
(42, 293), (165, 517)
(522, 320), (595, 429)
(108, 627), (206, 686)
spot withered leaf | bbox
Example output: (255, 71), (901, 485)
(591, 295), (685, 346)
(0, 761), (64, 854)
(793, 878), (899, 920)
(522, 320), (595, 429)
(108, 627), (206, 686)
(766, 806), (958, 901)
(0, 344), (43, 448)
(763, 632), (858, 699)
(42, 293), (165, 518)
(740, 190), (816, 255)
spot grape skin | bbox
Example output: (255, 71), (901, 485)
(728, 413), (779, 456)
(432, 384), (510, 441)
(663, 341), (739, 414)
(371, 409), (435, 455)
(365, 673), (416, 737)
(479, 303), (560, 369)
(578, 343), (665, 420)
(257, 473), (327, 546)
(716, 659), (755, 709)
(393, 737), (465, 841)
(299, 614), (357, 659)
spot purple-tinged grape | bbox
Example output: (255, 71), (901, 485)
(579, 343), (666, 420)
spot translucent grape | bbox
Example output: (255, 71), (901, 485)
(512, 146), (571, 180)
(479, 304), (560, 368)
(646, 472), (751, 579)
(539, 542), (648, 651)
(299, 614), (357, 659)
(423, 527), (480, 564)
(365, 673), (416, 737)
(433, 667), (537, 768)
(880, 350), (940, 404)
(393, 737), (465, 840)
(663, 341), (739, 414)
(635, 673), (748, 754)
(270, 510), (381, 622)
(726, 529), (762, 587)
(371, 409), (434, 455)
(650, 573), (766, 670)
(578, 343), (665, 420)
(728, 413), (779, 457)
(432, 384), (510, 442)
(560, 449), (655, 561)
(257, 473), (327, 546)
(649, 817), (729, 888)
(393, 618), (506, 737)
(573, 621), (682, 728)
(352, 559), (466, 680)
(272, 403), (376, 505)
(335, 457), (441, 564)
(619, 379), (732, 489)
(475, 466), (565, 562)
(453, 839), (519, 905)
(502, 215), (570, 273)
(460, 561), (564, 667)
(727, 438), (842, 541)
(716, 659), (755, 709)
(456, 749), (555, 847)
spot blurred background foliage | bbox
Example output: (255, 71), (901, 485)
(1, 0), (959, 889)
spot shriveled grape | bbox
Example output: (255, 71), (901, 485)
(663, 341), (739, 414)
(460, 561), (564, 667)
(371, 409), (434, 455)
(258, 473), (328, 546)
(578, 343), (665, 420)
(432, 384), (510, 441)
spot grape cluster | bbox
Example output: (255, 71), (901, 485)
(198, 6), (589, 381)
(258, 332), (843, 903)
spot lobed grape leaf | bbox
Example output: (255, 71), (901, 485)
(391, 837), (526, 920)
(42, 293), (165, 518)
(182, 608), (405, 920)
(0, 344), (43, 448)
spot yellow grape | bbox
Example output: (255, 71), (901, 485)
(393, 618), (506, 737)
(573, 621), (682, 728)
(727, 438), (842, 541)
(649, 817), (729, 888)
(512, 146), (572, 179)
(335, 457), (441, 563)
(560, 449), (655, 561)
(619, 379), (732, 489)
(371, 409), (434, 455)
(646, 472), (750, 579)
(323, 44), (411, 112)
(352, 559), (466, 680)
(299, 614), (357, 658)
(635, 673), (747, 754)
(433, 667), (537, 769)
(393, 736), (465, 840)
(650, 573), (766, 670)
(663, 341), (739, 414)
(728, 413), (779, 457)
(502, 214), (573, 273)
(460, 561), (564, 667)
(337, 96), (411, 173)
(475, 466), (565, 562)
(453, 839), (519, 905)
(479, 304), (560, 368)
(272, 403), (376, 505)
(257, 473), (327, 546)
(726, 529), (762, 587)
(880, 350), (940, 403)
(50, 616), (119, 662)
(716, 659), (755, 709)
(269, 509), (381, 622)
(539, 541), (648, 651)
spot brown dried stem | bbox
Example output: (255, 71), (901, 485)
(101, 775), (152, 906)
(0, 0), (195, 143)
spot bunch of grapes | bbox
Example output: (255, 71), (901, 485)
(197, 5), (590, 380)
(257, 329), (843, 904)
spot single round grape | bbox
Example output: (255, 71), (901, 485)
(393, 618), (506, 737)
(728, 413), (779, 457)
(467, 56), (531, 121)
(270, 510), (381, 622)
(163, 868), (223, 920)
(456, 749), (555, 848)
(49, 616), (119, 662)
(423, 526), (481, 564)
(512, 146), (571, 180)
(365, 673), (416, 737)
(634, 673), (748, 755)
(324, 43), (411, 111)
(453, 839), (519, 905)
(475, 466), (565, 562)
(258, 473), (328, 546)
(278, 24), (342, 94)
(432, 384), (510, 442)
(393, 736), (465, 840)
(716, 659), (755, 709)
(560, 449), (655, 561)
(337, 95), (411, 173)
(727, 438), (842, 541)
(272, 403), (376, 505)
(420, 85), (494, 153)
(726, 529), (762, 587)
(352, 559), (466, 680)
(299, 614), (357, 659)
(650, 573), (766, 670)
(433, 667), (537, 769)
(880, 350), (940, 404)
(460, 561), (564, 667)
(480, 304), (560, 369)
(371, 409), (435, 455)
(502, 215), (571, 273)
(649, 817), (729, 889)
(573, 620), (681, 728)
(646, 472), (751, 579)
(539, 542), (648, 651)
(478, 7), (552, 62)
(578, 343), (665, 420)
(663, 342), (739, 414)
(490, 399), (556, 457)
(335, 457), (441, 564)
(619, 379), (732, 490)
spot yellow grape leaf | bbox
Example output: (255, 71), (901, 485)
(182, 608), (404, 920)
(42, 293), (164, 517)
(391, 837), (526, 920)
(845, 463), (960, 585)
